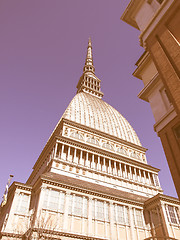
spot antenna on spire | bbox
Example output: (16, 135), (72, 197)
(83, 37), (95, 73)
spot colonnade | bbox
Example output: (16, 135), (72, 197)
(53, 142), (160, 188)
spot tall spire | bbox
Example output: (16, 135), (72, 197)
(83, 37), (95, 73)
(76, 38), (104, 99)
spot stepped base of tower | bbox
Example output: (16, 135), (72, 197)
(1, 171), (180, 240)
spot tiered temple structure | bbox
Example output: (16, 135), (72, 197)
(0, 39), (180, 240)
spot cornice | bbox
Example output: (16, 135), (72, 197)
(0, 232), (22, 239)
(120, 0), (144, 30)
(50, 158), (162, 193)
(153, 107), (176, 133)
(137, 73), (160, 102)
(144, 193), (180, 209)
(31, 228), (108, 240)
(133, 51), (151, 80)
(40, 175), (146, 207)
(139, 0), (177, 46)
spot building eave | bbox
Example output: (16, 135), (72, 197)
(120, 0), (144, 30)
(137, 73), (159, 102)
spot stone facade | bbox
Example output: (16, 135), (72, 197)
(0, 39), (180, 240)
(121, 0), (180, 199)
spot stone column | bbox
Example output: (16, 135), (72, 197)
(143, 171), (146, 184)
(67, 145), (71, 161)
(114, 161), (117, 175)
(134, 168), (137, 181)
(124, 164), (127, 178)
(73, 147), (77, 163)
(129, 206), (135, 240)
(119, 163), (122, 177)
(98, 156), (100, 171)
(103, 157), (106, 172)
(57, 191), (63, 229)
(61, 144), (64, 160)
(159, 203), (171, 237)
(36, 187), (46, 217)
(124, 206), (129, 240)
(80, 150), (83, 165)
(92, 154), (95, 169)
(133, 208), (140, 240)
(109, 201), (115, 239)
(129, 166), (132, 180)
(139, 169), (142, 183)
(142, 208), (148, 238)
(82, 197), (86, 233)
(109, 159), (111, 174)
(149, 209), (156, 238)
(104, 201), (108, 238)
(54, 142), (58, 159)
(85, 152), (89, 167)
(70, 194), (75, 232)
(88, 197), (93, 235)
(94, 199), (97, 236)
(148, 172), (152, 185)
(63, 191), (71, 231)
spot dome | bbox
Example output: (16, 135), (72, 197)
(63, 92), (141, 146)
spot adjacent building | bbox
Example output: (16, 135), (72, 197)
(0, 39), (180, 240)
(121, 0), (180, 198)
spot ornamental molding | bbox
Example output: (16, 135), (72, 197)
(50, 158), (161, 192)
(61, 118), (147, 152)
(62, 124), (146, 163)
(31, 228), (108, 240)
(40, 176), (145, 207)
(144, 193), (180, 209)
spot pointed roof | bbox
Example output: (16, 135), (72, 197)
(77, 38), (104, 99)
(83, 37), (95, 73)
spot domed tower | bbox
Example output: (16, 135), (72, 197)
(1, 39), (180, 240)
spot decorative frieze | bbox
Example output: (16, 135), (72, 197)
(63, 125), (147, 163)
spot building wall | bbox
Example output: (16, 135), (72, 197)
(122, 0), (180, 199)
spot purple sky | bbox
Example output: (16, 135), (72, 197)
(0, 0), (177, 199)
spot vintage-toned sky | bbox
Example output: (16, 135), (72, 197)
(0, 0), (177, 199)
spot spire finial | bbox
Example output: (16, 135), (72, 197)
(76, 39), (104, 99)
(83, 37), (95, 73)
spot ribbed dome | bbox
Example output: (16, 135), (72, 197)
(63, 92), (141, 146)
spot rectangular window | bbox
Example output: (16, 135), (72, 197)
(105, 202), (110, 221)
(16, 193), (30, 214)
(43, 189), (65, 213)
(92, 199), (109, 222)
(83, 197), (88, 218)
(68, 194), (88, 218)
(49, 190), (59, 210)
(135, 209), (144, 227)
(96, 200), (104, 221)
(73, 195), (83, 217)
(166, 205), (179, 224)
(114, 205), (129, 225)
